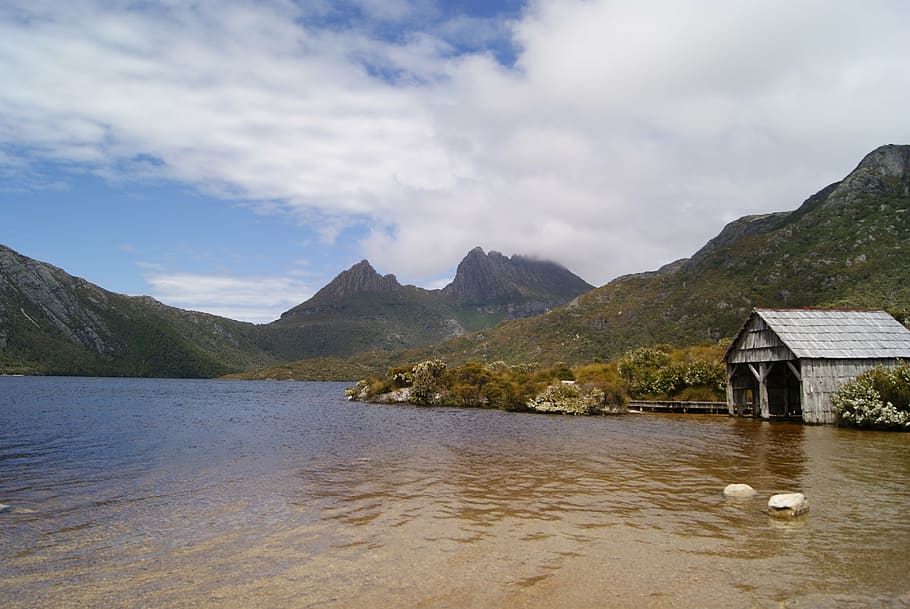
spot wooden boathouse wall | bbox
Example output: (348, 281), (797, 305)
(800, 358), (902, 424)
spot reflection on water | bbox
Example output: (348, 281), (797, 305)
(2, 377), (910, 609)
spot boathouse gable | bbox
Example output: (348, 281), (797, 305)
(724, 309), (910, 424)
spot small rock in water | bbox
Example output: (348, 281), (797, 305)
(723, 483), (758, 498)
(768, 492), (809, 517)
(0, 503), (11, 513)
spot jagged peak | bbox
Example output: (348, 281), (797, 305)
(855, 144), (910, 175)
(442, 247), (592, 302)
(324, 260), (400, 296)
(824, 144), (910, 208)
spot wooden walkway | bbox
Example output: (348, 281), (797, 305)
(628, 400), (729, 415)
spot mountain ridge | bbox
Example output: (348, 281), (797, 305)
(0, 243), (275, 376)
(412, 144), (910, 367)
(0, 244), (593, 375)
(269, 247), (594, 359)
(3, 144), (908, 378)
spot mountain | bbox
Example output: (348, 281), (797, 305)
(0, 245), (592, 375)
(443, 247), (594, 313)
(299, 259), (403, 303)
(7, 144), (908, 379)
(0, 244), (276, 377)
(411, 144), (910, 366)
(264, 249), (594, 360)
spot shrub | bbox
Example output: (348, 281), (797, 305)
(527, 381), (627, 415)
(832, 362), (910, 430)
(527, 382), (594, 415)
(411, 359), (449, 405)
(616, 344), (726, 400)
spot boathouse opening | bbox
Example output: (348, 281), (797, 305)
(766, 361), (802, 419)
(729, 365), (757, 417)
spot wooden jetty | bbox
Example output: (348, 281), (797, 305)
(628, 400), (729, 415)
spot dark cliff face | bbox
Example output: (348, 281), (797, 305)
(442, 247), (519, 302)
(312, 260), (401, 300)
(442, 247), (593, 304)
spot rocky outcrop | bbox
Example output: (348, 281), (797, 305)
(823, 144), (910, 209)
(687, 212), (790, 266)
(442, 247), (593, 304)
(443, 248), (519, 302)
(280, 259), (403, 319)
(312, 260), (401, 300)
(0, 245), (115, 353)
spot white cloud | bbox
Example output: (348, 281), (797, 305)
(143, 271), (313, 324)
(2, 0), (910, 295)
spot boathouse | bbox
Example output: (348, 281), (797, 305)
(724, 308), (910, 424)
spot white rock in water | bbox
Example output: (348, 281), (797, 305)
(723, 483), (758, 498)
(768, 492), (809, 517)
(0, 503), (11, 513)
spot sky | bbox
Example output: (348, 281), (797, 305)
(1, 0), (909, 324)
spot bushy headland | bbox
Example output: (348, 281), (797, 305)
(345, 343), (726, 415)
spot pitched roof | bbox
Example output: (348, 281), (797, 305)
(749, 308), (910, 359)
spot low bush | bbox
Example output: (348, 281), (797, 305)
(832, 362), (910, 430)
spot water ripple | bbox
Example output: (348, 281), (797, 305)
(2, 378), (910, 609)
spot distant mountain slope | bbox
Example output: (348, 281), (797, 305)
(8, 144), (907, 379)
(421, 144), (910, 366)
(0, 244), (592, 375)
(0, 245), (275, 376)
(266, 249), (594, 360)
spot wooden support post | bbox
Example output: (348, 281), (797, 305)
(758, 362), (772, 420)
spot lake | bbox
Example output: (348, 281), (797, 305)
(1, 377), (909, 608)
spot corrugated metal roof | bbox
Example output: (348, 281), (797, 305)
(753, 308), (910, 359)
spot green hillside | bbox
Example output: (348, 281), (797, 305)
(242, 144), (910, 379)
(422, 144), (910, 366)
(0, 246), (275, 377)
(4, 145), (908, 379)
(0, 246), (591, 376)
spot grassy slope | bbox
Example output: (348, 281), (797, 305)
(241, 159), (910, 380)
(0, 286), (275, 377)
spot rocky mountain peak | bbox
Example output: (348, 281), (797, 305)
(824, 144), (910, 208)
(442, 247), (521, 302)
(442, 247), (593, 304)
(313, 260), (402, 301)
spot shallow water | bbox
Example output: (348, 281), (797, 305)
(1, 377), (909, 608)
